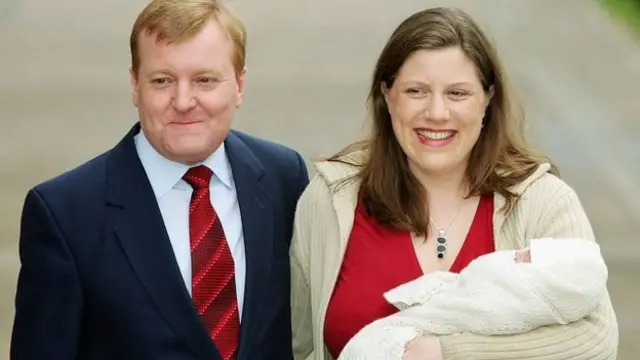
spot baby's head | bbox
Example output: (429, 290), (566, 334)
(515, 249), (531, 263)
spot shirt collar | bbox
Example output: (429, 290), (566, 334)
(134, 129), (233, 199)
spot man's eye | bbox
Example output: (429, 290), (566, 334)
(197, 77), (218, 84)
(151, 78), (170, 85)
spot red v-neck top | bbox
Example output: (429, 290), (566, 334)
(323, 194), (495, 358)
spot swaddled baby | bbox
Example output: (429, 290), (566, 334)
(338, 237), (608, 360)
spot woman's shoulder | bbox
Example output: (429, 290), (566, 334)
(516, 166), (579, 204)
(292, 152), (364, 265)
(294, 150), (365, 223)
(516, 169), (587, 232)
(501, 163), (594, 245)
(313, 149), (366, 185)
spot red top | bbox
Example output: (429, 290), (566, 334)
(323, 195), (495, 358)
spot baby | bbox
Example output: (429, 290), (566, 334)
(338, 237), (608, 360)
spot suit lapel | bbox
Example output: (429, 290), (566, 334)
(105, 124), (219, 360)
(224, 132), (275, 360)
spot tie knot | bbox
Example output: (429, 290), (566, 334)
(183, 165), (213, 190)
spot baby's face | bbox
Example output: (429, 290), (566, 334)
(515, 249), (531, 263)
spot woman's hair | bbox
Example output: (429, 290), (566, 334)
(328, 7), (558, 235)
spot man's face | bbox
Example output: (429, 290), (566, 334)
(130, 20), (245, 165)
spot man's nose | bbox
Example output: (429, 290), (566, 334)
(172, 82), (197, 112)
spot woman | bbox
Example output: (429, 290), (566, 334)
(290, 6), (618, 360)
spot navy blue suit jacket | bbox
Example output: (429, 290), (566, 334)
(11, 124), (309, 360)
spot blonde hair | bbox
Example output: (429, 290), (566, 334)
(129, 0), (247, 77)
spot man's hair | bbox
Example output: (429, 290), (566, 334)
(129, 0), (246, 77)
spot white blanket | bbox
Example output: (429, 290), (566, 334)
(337, 238), (608, 360)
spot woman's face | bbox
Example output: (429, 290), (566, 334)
(384, 47), (491, 179)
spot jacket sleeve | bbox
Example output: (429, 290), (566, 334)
(11, 189), (83, 360)
(439, 185), (619, 360)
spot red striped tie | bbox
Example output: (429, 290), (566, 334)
(183, 165), (240, 360)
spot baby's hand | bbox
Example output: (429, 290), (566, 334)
(515, 249), (531, 263)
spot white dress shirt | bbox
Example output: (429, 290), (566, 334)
(134, 130), (246, 319)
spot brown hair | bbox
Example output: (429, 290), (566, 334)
(129, 0), (247, 78)
(329, 7), (558, 235)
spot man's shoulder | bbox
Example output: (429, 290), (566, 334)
(228, 130), (306, 178)
(230, 129), (302, 162)
(228, 130), (309, 201)
(32, 149), (112, 202)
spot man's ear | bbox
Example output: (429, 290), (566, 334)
(129, 67), (139, 108)
(235, 67), (247, 108)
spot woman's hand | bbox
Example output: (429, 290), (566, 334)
(403, 336), (444, 360)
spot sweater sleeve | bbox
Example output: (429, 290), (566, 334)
(439, 184), (619, 360)
(291, 176), (329, 360)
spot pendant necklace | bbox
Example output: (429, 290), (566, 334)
(429, 203), (463, 260)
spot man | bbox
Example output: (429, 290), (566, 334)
(10, 1), (309, 359)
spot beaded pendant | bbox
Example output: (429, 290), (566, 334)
(436, 229), (447, 259)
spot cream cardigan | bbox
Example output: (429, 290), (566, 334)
(290, 152), (619, 360)
(337, 237), (609, 360)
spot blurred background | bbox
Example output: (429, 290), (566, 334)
(1, 0), (638, 358)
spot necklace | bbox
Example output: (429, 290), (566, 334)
(429, 203), (464, 260)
